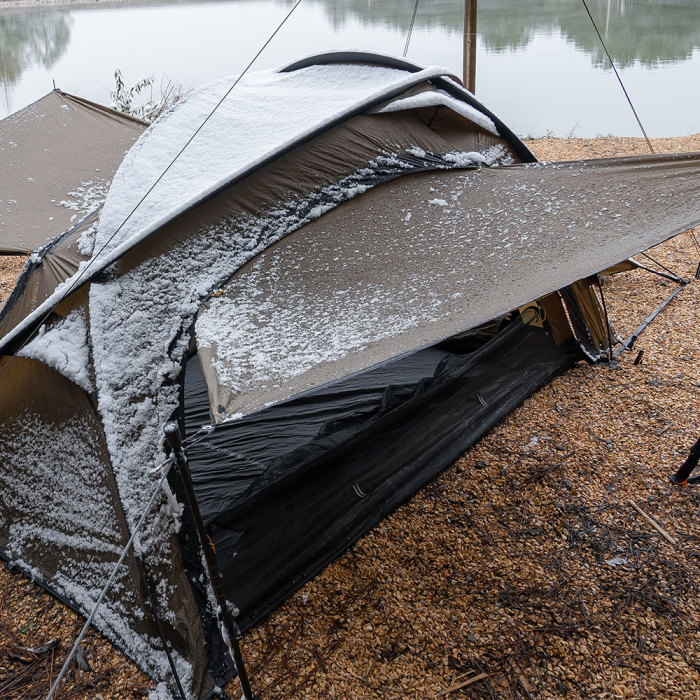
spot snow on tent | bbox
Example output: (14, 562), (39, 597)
(0, 52), (699, 696)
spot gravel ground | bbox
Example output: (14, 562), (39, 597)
(1, 134), (699, 699)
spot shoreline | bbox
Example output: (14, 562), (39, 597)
(0, 0), (209, 10)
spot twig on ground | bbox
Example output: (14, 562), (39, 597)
(628, 499), (678, 545)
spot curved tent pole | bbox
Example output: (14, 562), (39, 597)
(279, 50), (536, 163)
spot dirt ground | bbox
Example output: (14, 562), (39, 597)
(1, 134), (699, 699)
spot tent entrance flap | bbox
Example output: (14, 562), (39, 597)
(183, 318), (580, 631)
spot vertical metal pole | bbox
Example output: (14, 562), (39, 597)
(164, 422), (257, 700)
(463, 0), (478, 93)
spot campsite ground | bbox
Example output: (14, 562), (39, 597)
(1, 134), (699, 698)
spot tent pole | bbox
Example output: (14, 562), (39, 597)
(670, 437), (700, 486)
(164, 423), (257, 700)
(463, 0), (478, 93)
(134, 554), (187, 699)
(613, 284), (686, 359)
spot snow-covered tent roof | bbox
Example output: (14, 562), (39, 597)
(0, 51), (699, 698)
(0, 90), (145, 254)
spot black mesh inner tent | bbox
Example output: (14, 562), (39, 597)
(183, 317), (580, 631)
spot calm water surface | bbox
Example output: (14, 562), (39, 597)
(1, 0), (699, 137)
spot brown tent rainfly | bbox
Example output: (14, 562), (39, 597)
(0, 52), (699, 697)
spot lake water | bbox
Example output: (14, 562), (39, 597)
(1, 0), (699, 137)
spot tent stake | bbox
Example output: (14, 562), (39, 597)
(164, 422), (257, 700)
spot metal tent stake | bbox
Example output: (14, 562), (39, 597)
(164, 422), (257, 700)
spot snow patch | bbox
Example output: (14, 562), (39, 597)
(18, 308), (93, 392)
(56, 179), (110, 218)
(77, 224), (97, 257)
(376, 88), (498, 135)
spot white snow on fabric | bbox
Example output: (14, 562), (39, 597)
(93, 63), (452, 259)
(0, 411), (179, 684)
(443, 147), (514, 167)
(376, 88), (498, 135)
(54, 179), (110, 218)
(77, 223), (98, 257)
(0, 63), (491, 353)
(18, 308), (93, 392)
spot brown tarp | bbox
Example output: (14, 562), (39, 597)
(0, 91), (145, 254)
(196, 151), (700, 419)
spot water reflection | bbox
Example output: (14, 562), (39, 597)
(0, 11), (72, 108)
(309, 0), (700, 68)
(0, 0), (698, 134)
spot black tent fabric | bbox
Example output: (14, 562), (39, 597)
(183, 317), (580, 631)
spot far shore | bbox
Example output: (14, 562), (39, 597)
(0, 0), (209, 10)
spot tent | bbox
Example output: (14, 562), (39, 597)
(0, 90), (146, 255)
(0, 52), (699, 697)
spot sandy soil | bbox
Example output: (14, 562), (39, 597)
(1, 134), (699, 699)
